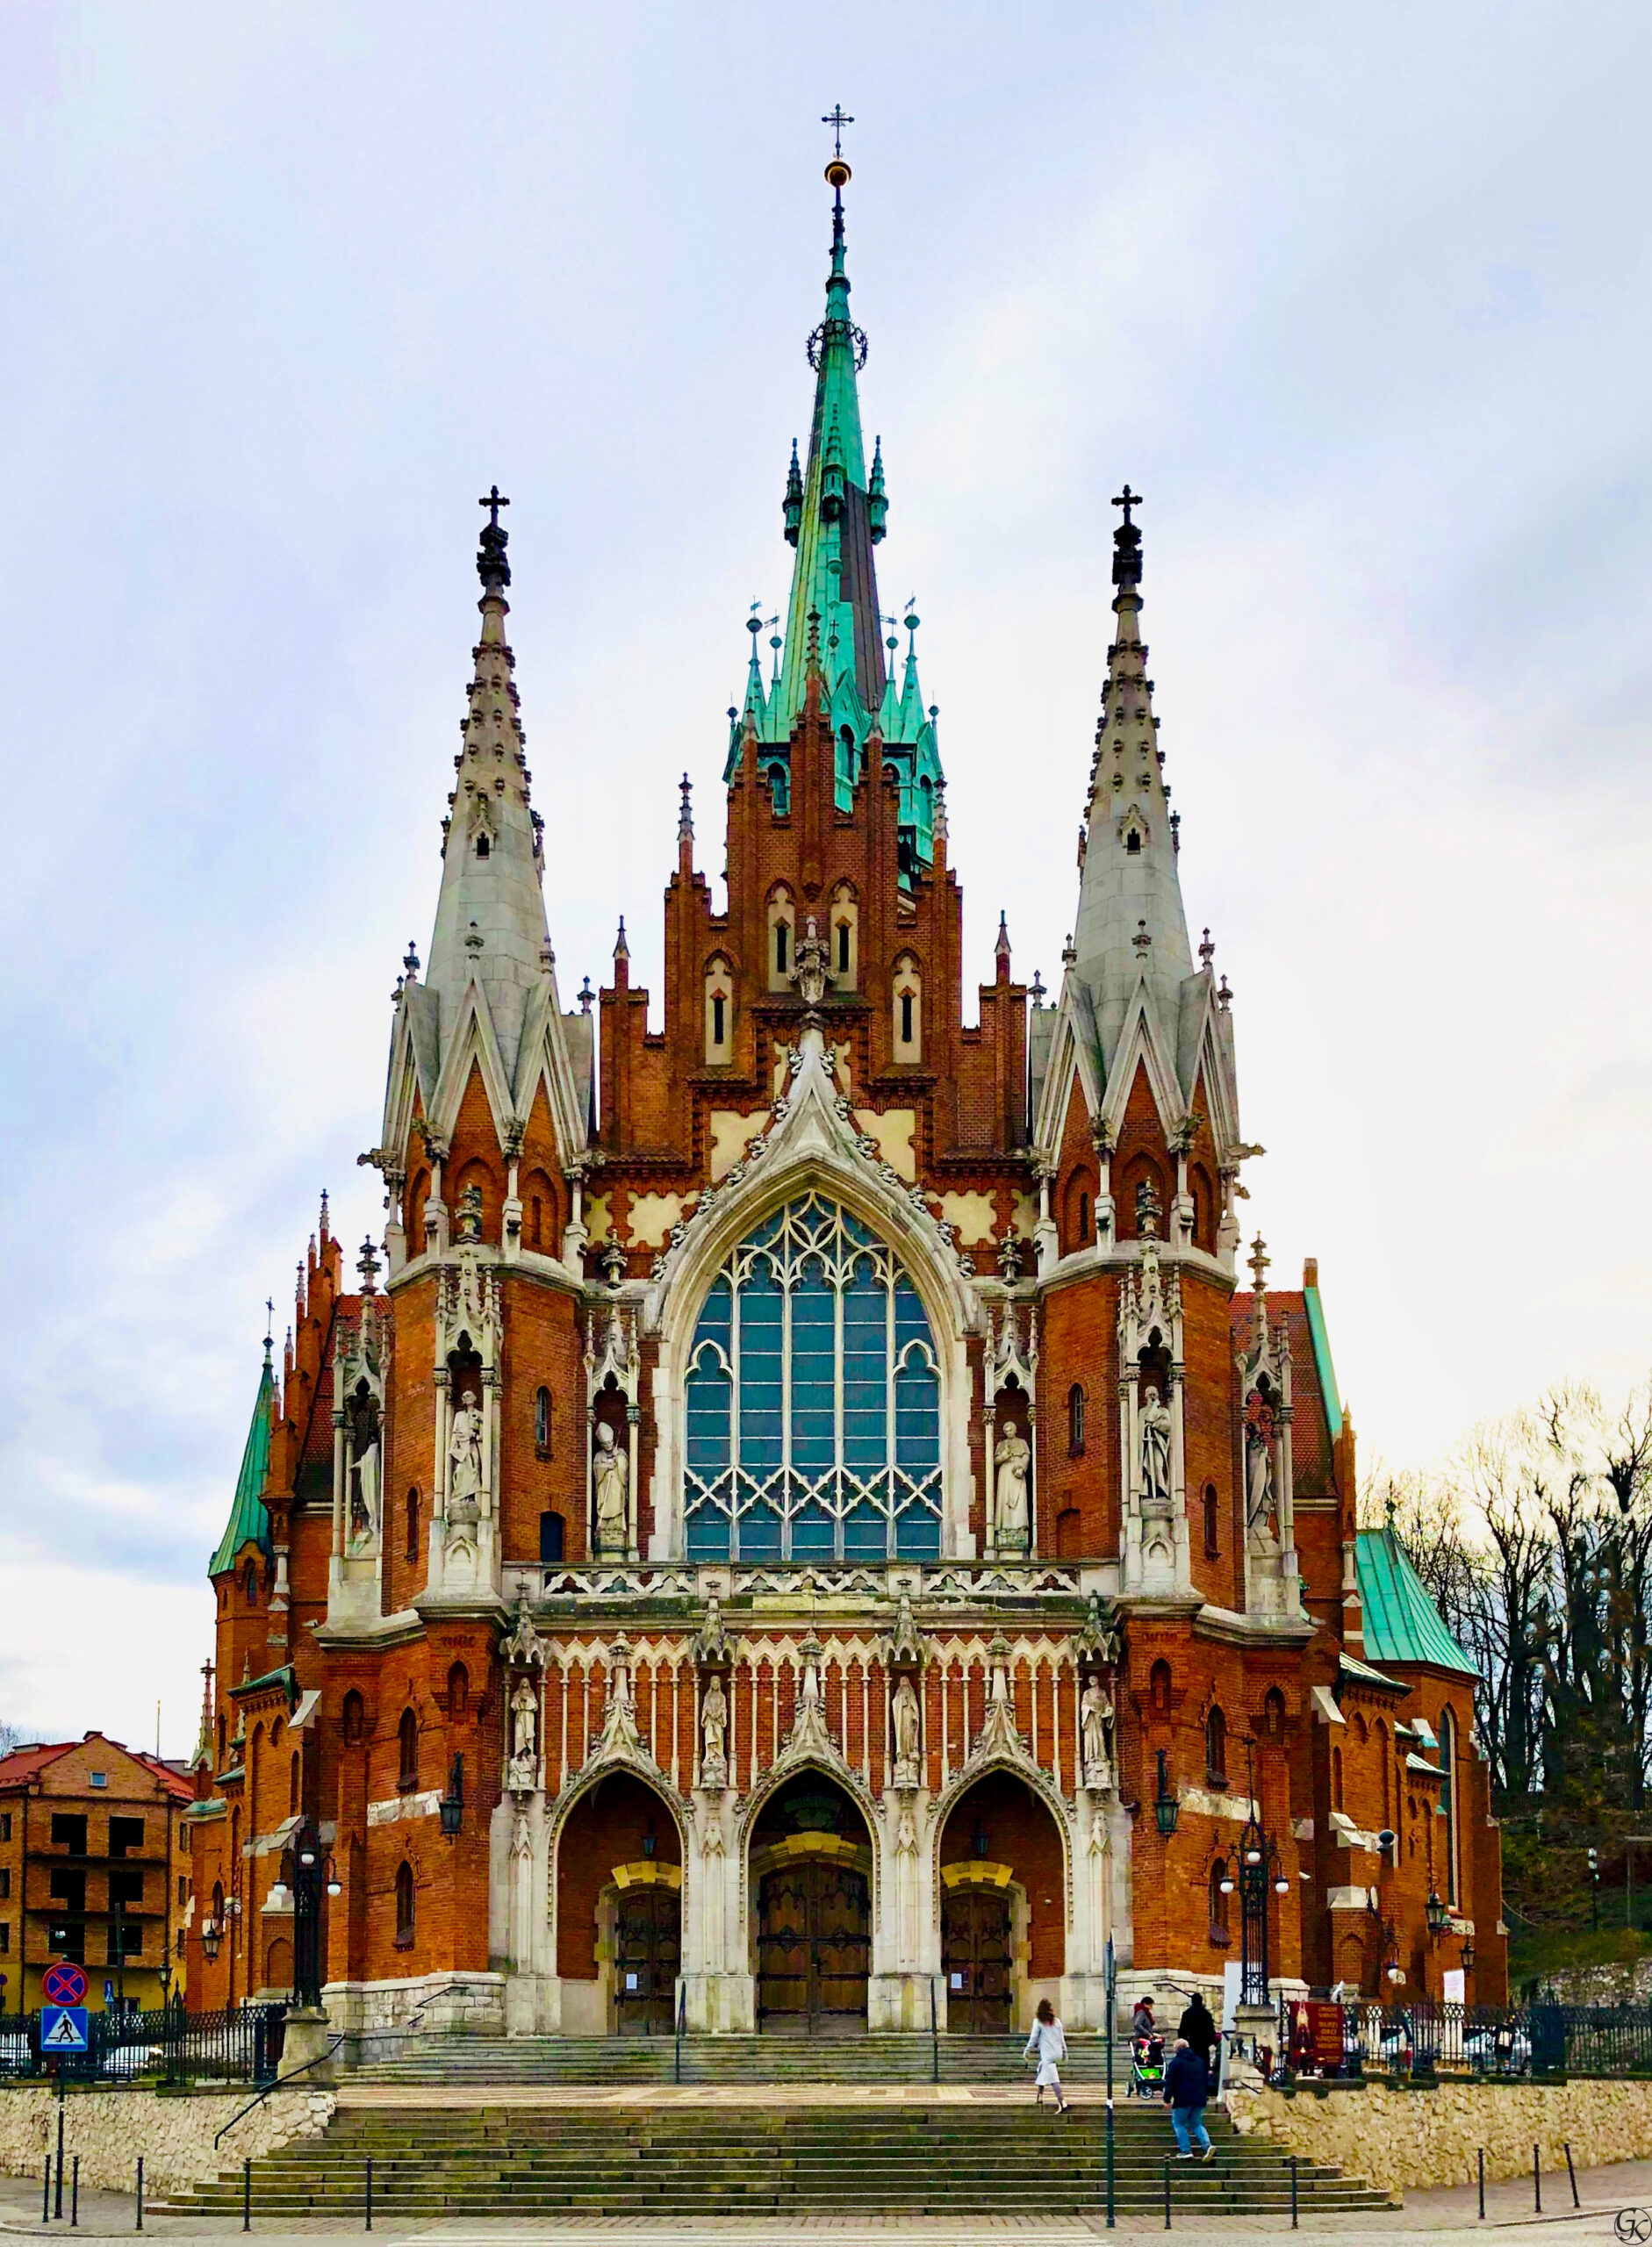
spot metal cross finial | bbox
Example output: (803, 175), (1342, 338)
(263, 1298), (274, 1346)
(1248, 1235), (1270, 1296)
(822, 106), (854, 159)
(478, 485), (510, 529)
(1112, 484), (1143, 525)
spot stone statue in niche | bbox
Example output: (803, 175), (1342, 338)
(347, 1390), (379, 1548)
(1080, 1676), (1116, 1792)
(1138, 1384), (1173, 1512)
(995, 1422), (1031, 1550)
(699, 1674), (728, 1789)
(593, 1422), (629, 1552)
(507, 1675), (539, 1791)
(890, 1673), (923, 1788)
(1245, 1389), (1277, 1541)
(456, 1181), (485, 1244)
(448, 1396), (484, 1534)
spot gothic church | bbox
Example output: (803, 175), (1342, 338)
(186, 151), (1505, 2044)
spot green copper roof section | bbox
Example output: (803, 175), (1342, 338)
(1303, 1277), (1343, 1441)
(1355, 1526), (1477, 1678)
(210, 1344), (276, 1576)
(725, 173), (943, 875)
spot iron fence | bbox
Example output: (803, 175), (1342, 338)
(1276, 1995), (1652, 2081)
(0, 2003), (285, 2085)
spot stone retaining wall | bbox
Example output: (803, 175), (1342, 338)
(1228, 2076), (1652, 2197)
(0, 2085), (335, 2196)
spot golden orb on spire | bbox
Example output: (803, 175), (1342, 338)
(825, 156), (851, 190)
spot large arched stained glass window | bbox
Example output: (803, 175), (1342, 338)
(684, 1194), (942, 1561)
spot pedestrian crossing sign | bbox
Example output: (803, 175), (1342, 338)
(41, 2007), (89, 2052)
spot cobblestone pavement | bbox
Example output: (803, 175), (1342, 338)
(3, 2155), (1649, 2242)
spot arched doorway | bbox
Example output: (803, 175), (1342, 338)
(557, 1771), (682, 2035)
(939, 1771), (1066, 2035)
(751, 1772), (873, 2036)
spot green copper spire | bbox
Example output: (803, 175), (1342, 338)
(210, 1331), (277, 1576)
(727, 130), (942, 879)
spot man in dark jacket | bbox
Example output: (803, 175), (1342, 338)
(1178, 1993), (1219, 2074)
(1162, 2038), (1214, 2160)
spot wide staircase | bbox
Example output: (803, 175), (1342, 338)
(354, 2029), (1134, 2087)
(156, 2100), (1393, 2219)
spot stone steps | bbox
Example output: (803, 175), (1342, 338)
(153, 2104), (1392, 2218)
(355, 2030), (1145, 2085)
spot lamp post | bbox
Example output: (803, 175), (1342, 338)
(439, 1756), (464, 1841)
(1234, 1738), (1284, 2010)
(1425, 1890), (1448, 1941)
(1153, 1749), (1180, 1839)
(1587, 1848), (1598, 1931)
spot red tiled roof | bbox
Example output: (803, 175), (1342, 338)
(0, 1742), (75, 1786)
(1230, 1289), (1336, 1497)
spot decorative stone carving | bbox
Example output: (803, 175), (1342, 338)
(1138, 1387), (1173, 1514)
(1117, 1231), (1189, 1597)
(786, 1636), (835, 1760)
(456, 1180), (485, 1243)
(1080, 1675), (1116, 1794)
(890, 1673), (923, 1789)
(970, 1633), (1025, 1765)
(507, 1675), (541, 1794)
(994, 1423), (1031, 1551)
(593, 1424), (629, 1554)
(698, 1672), (729, 1791)
(595, 1634), (644, 1760)
(885, 1590), (923, 1670)
(1235, 1234), (1301, 1623)
(790, 915), (835, 1009)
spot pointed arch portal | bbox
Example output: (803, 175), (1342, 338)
(751, 1770), (873, 2037)
(683, 1193), (942, 1561)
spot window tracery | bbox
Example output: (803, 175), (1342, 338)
(683, 1193), (942, 1561)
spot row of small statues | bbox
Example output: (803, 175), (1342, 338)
(506, 1662), (1116, 1795)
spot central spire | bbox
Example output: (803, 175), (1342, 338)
(725, 123), (944, 879)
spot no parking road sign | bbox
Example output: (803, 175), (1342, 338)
(42, 1963), (87, 2007)
(41, 2008), (89, 2052)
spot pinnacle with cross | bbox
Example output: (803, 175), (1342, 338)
(478, 485), (510, 529)
(1112, 484), (1142, 525)
(822, 106), (854, 159)
(1248, 1235), (1271, 1296)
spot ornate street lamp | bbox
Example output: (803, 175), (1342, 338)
(1460, 1935), (1476, 1975)
(1153, 1748), (1180, 1838)
(439, 1755), (464, 1841)
(200, 1919), (221, 1965)
(1425, 1889), (1449, 1939)
(1234, 1736), (1284, 2008)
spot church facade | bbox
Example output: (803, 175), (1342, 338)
(184, 157), (1505, 2044)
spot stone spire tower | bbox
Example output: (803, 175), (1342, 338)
(374, 493), (591, 1276)
(1034, 490), (1246, 1270)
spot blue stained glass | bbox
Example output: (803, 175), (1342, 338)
(680, 1193), (943, 1561)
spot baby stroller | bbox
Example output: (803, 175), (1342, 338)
(1129, 2033), (1166, 2098)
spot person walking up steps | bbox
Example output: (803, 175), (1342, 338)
(1162, 2036), (1215, 2160)
(1024, 1997), (1072, 2115)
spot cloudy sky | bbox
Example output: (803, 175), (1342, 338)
(2, 3), (1648, 1751)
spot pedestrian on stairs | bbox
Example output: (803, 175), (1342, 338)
(1024, 1998), (1072, 2115)
(1162, 2037), (1215, 2161)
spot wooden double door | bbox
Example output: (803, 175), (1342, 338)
(942, 1886), (1013, 2034)
(614, 1883), (680, 2035)
(757, 1858), (871, 2034)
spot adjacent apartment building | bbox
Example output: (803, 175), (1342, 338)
(0, 1735), (193, 2014)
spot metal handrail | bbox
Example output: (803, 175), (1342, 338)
(213, 2035), (346, 2147)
